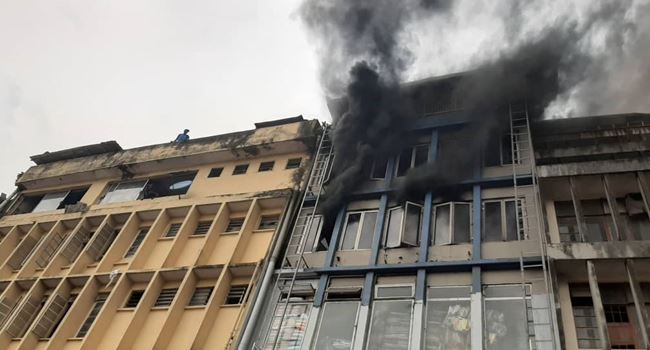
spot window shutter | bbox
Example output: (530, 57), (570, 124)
(86, 224), (115, 261)
(76, 293), (108, 337)
(6, 235), (39, 270)
(6, 297), (41, 338)
(224, 286), (248, 305)
(188, 287), (213, 306)
(32, 294), (67, 338)
(61, 230), (93, 264)
(433, 203), (452, 245)
(384, 207), (403, 248)
(35, 230), (68, 268)
(0, 297), (17, 329)
(402, 202), (422, 246)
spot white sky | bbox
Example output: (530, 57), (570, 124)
(0, 0), (329, 194)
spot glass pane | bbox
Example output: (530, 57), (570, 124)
(396, 148), (413, 177)
(101, 181), (146, 204)
(628, 213), (650, 240)
(265, 303), (310, 350)
(484, 299), (528, 349)
(303, 215), (322, 253)
(376, 286), (413, 298)
(32, 192), (69, 213)
(414, 145), (429, 167)
(385, 208), (403, 248)
(453, 203), (471, 244)
(358, 212), (377, 250)
(434, 204), (451, 245)
(426, 300), (471, 350)
(505, 201), (519, 241)
(341, 214), (361, 250)
(428, 286), (471, 299)
(403, 203), (421, 246)
(367, 300), (412, 350)
(314, 302), (359, 350)
(483, 202), (502, 242)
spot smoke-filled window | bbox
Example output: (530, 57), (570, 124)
(383, 202), (422, 248)
(425, 286), (471, 349)
(340, 210), (377, 250)
(482, 199), (520, 242)
(432, 202), (472, 245)
(395, 145), (429, 177)
(370, 157), (389, 180)
(367, 284), (414, 349)
(485, 134), (520, 167)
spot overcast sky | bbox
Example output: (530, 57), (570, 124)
(0, 0), (329, 194)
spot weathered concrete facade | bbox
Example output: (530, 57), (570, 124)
(0, 117), (319, 350)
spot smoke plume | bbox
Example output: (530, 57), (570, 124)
(299, 0), (650, 235)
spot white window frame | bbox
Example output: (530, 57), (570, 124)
(339, 210), (378, 251)
(425, 286), (472, 350)
(432, 202), (472, 246)
(100, 180), (148, 204)
(366, 296), (414, 349)
(301, 214), (323, 253)
(394, 144), (429, 177)
(482, 198), (523, 241)
(32, 191), (70, 213)
(312, 300), (361, 350)
(384, 202), (423, 248)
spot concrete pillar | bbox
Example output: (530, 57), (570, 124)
(602, 175), (626, 241)
(352, 304), (370, 350)
(625, 259), (650, 349)
(569, 177), (588, 242)
(300, 306), (320, 350)
(410, 300), (424, 350)
(586, 260), (610, 349)
(471, 291), (483, 350)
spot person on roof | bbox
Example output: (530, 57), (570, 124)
(174, 129), (190, 143)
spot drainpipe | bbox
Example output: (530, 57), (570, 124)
(0, 189), (18, 219)
(237, 190), (301, 350)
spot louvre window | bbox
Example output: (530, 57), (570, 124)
(154, 288), (178, 307)
(258, 215), (279, 230)
(193, 221), (212, 236)
(124, 290), (144, 308)
(77, 293), (108, 337)
(35, 230), (69, 268)
(165, 223), (182, 238)
(224, 285), (248, 305)
(188, 287), (213, 306)
(6, 294), (48, 338)
(258, 161), (275, 172)
(286, 158), (302, 169)
(6, 234), (43, 270)
(124, 227), (149, 258)
(87, 225), (118, 261)
(232, 164), (249, 175)
(207, 167), (223, 178)
(61, 230), (94, 264)
(225, 218), (244, 233)
(0, 296), (22, 330)
(32, 294), (76, 339)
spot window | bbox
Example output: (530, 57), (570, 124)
(124, 227), (149, 258)
(370, 157), (388, 180)
(259, 161), (275, 172)
(301, 214), (323, 253)
(367, 300), (413, 349)
(258, 215), (279, 230)
(224, 285), (248, 305)
(485, 133), (520, 166)
(32, 192), (72, 213)
(124, 290), (144, 308)
(482, 199), (521, 242)
(286, 158), (302, 169)
(142, 172), (196, 199)
(395, 144), (429, 177)
(13, 188), (89, 214)
(376, 285), (414, 299)
(426, 287), (471, 349)
(556, 201), (580, 242)
(340, 210), (377, 250)
(154, 288), (177, 307)
(165, 223), (182, 238)
(193, 221), (212, 236)
(207, 167), (223, 178)
(314, 301), (359, 350)
(61, 229), (94, 264)
(483, 285), (533, 349)
(264, 302), (311, 349)
(77, 293), (108, 337)
(6, 234), (44, 270)
(35, 230), (69, 268)
(432, 202), (471, 245)
(604, 304), (629, 323)
(101, 180), (148, 204)
(232, 164), (249, 175)
(86, 225), (119, 262)
(383, 202), (422, 248)
(188, 287), (213, 306)
(225, 218), (244, 233)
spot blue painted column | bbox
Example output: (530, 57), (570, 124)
(314, 206), (347, 307)
(471, 151), (483, 350)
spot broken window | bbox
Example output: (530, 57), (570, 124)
(232, 164), (249, 175)
(367, 287), (413, 350)
(483, 285), (531, 350)
(207, 167), (223, 178)
(432, 202), (471, 245)
(383, 202), (423, 248)
(482, 199), (521, 242)
(142, 172), (196, 199)
(426, 286), (471, 350)
(340, 210), (377, 250)
(11, 188), (89, 214)
(370, 156), (389, 180)
(259, 161), (275, 172)
(395, 145), (429, 177)
(286, 158), (302, 169)
(314, 301), (359, 350)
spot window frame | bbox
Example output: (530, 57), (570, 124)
(286, 158), (302, 169)
(482, 198), (522, 242)
(258, 161), (275, 172)
(394, 144), (430, 177)
(339, 210), (378, 251)
(207, 167), (223, 178)
(188, 286), (214, 307)
(366, 295), (414, 349)
(425, 286), (472, 350)
(482, 284), (533, 350)
(370, 157), (388, 180)
(257, 215), (280, 231)
(313, 300), (361, 350)
(432, 202), (472, 246)
(192, 220), (212, 236)
(301, 214), (323, 253)
(124, 227), (149, 258)
(232, 164), (249, 175)
(383, 202), (423, 248)
(100, 180), (148, 204)
(164, 223), (182, 238)
(225, 218), (245, 233)
(223, 285), (248, 305)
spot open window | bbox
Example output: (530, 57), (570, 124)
(101, 180), (148, 204)
(432, 202), (472, 245)
(142, 172), (196, 199)
(383, 202), (423, 248)
(395, 144), (429, 177)
(339, 210), (377, 251)
(370, 156), (388, 180)
(10, 188), (89, 214)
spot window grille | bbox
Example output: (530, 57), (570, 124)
(32, 294), (72, 338)
(224, 285), (248, 305)
(165, 223), (182, 238)
(193, 221), (212, 236)
(225, 218), (244, 233)
(286, 158), (302, 169)
(87, 224), (117, 261)
(76, 293), (108, 337)
(61, 230), (94, 264)
(258, 161), (275, 172)
(154, 288), (178, 307)
(35, 230), (68, 268)
(207, 167), (223, 178)
(232, 164), (249, 175)
(258, 215), (279, 230)
(188, 287), (213, 306)
(124, 227), (149, 257)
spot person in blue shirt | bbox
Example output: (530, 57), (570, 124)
(174, 129), (190, 143)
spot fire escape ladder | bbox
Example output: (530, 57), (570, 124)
(509, 100), (559, 350)
(263, 123), (333, 350)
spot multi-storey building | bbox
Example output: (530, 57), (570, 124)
(0, 116), (319, 350)
(247, 76), (650, 350)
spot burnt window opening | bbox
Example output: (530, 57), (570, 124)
(232, 164), (249, 175)
(142, 172), (196, 199)
(225, 218), (245, 233)
(395, 144), (429, 177)
(370, 157), (388, 180)
(207, 167), (223, 178)
(485, 133), (520, 167)
(482, 199), (521, 242)
(11, 188), (89, 214)
(124, 290), (144, 308)
(258, 215), (280, 230)
(258, 161), (275, 172)
(286, 158), (302, 169)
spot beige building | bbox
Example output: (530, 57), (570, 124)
(0, 116), (319, 350)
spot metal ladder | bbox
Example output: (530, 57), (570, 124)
(509, 101), (559, 350)
(263, 123), (333, 349)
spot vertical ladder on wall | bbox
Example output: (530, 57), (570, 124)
(509, 100), (558, 350)
(263, 123), (333, 349)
